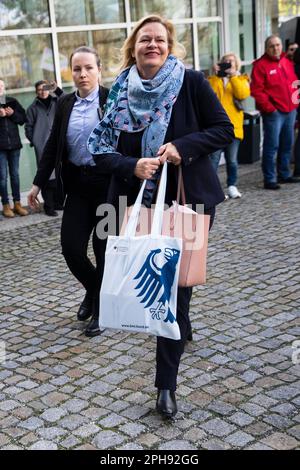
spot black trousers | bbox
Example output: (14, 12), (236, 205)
(41, 179), (58, 213)
(60, 164), (110, 305)
(155, 207), (215, 391)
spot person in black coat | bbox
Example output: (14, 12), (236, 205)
(88, 15), (234, 419)
(0, 79), (28, 217)
(25, 80), (64, 216)
(27, 47), (110, 337)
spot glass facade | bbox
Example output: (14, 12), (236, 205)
(0, 0), (50, 29)
(198, 22), (220, 76)
(130, 0), (191, 21)
(228, 0), (255, 62)
(54, 0), (125, 26)
(0, 0), (275, 192)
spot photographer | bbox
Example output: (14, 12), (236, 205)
(0, 79), (28, 217)
(208, 53), (250, 198)
(25, 80), (64, 216)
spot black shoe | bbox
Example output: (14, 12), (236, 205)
(85, 314), (102, 337)
(264, 182), (280, 190)
(156, 389), (177, 419)
(278, 176), (300, 184)
(45, 209), (58, 216)
(77, 292), (94, 321)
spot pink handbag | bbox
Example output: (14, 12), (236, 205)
(120, 166), (210, 287)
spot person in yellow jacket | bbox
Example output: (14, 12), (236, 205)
(208, 53), (250, 198)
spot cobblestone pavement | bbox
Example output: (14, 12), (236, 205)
(0, 162), (299, 450)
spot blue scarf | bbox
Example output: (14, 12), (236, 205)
(87, 55), (185, 204)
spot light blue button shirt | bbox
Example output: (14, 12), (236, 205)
(67, 86), (100, 166)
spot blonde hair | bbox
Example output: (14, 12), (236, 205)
(120, 15), (185, 70)
(221, 52), (242, 72)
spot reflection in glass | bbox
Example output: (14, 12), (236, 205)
(54, 0), (125, 26)
(0, 35), (55, 90)
(198, 23), (220, 76)
(130, 0), (191, 21)
(228, 0), (255, 62)
(175, 24), (194, 69)
(0, 0), (50, 29)
(93, 29), (127, 84)
(58, 29), (127, 86)
(195, 0), (218, 17)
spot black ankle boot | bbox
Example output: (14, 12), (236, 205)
(77, 292), (93, 321)
(85, 313), (101, 337)
(156, 389), (177, 418)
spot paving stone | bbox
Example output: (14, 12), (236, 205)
(158, 440), (197, 450)
(60, 435), (81, 449)
(263, 414), (294, 430)
(200, 439), (232, 450)
(40, 407), (68, 423)
(98, 413), (127, 428)
(183, 428), (207, 442)
(29, 440), (58, 450)
(261, 432), (299, 450)
(229, 412), (255, 427)
(200, 418), (236, 437)
(92, 431), (125, 449)
(287, 425), (300, 440)
(207, 401), (236, 416)
(225, 431), (255, 447)
(36, 427), (68, 441)
(119, 423), (146, 437)
(59, 414), (89, 431)
(19, 417), (44, 431)
(73, 424), (100, 438)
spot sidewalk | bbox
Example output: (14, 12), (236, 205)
(0, 162), (299, 450)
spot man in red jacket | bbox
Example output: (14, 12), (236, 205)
(251, 35), (299, 189)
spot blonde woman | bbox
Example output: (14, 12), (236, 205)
(88, 15), (234, 419)
(208, 53), (250, 198)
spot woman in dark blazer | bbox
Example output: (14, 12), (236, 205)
(28, 46), (110, 338)
(88, 15), (234, 419)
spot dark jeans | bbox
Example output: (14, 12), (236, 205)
(0, 149), (21, 205)
(262, 110), (296, 183)
(155, 207), (215, 391)
(60, 163), (110, 303)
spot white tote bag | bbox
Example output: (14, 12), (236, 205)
(99, 162), (182, 340)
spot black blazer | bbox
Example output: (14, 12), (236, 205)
(33, 86), (109, 203)
(92, 70), (234, 210)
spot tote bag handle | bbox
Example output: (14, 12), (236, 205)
(123, 179), (147, 237)
(124, 161), (168, 238)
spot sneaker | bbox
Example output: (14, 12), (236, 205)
(227, 185), (242, 198)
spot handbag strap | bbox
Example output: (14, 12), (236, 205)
(176, 165), (187, 205)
